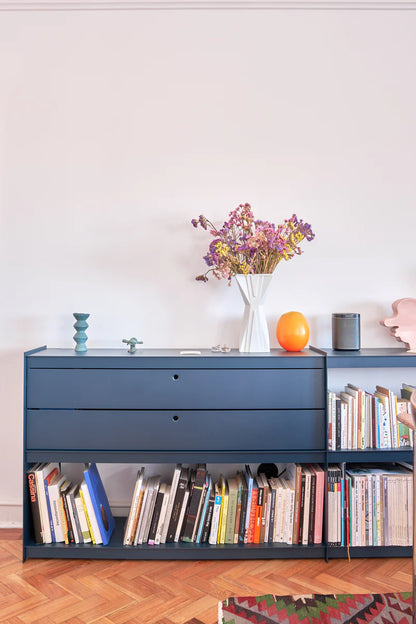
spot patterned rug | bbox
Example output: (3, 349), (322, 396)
(219, 593), (413, 624)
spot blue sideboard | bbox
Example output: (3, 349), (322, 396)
(22, 346), (414, 561)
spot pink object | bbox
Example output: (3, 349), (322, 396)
(381, 298), (416, 351)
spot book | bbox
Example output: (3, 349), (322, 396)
(166, 466), (189, 543)
(83, 463), (115, 546)
(267, 477), (278, 543)
(200, 482), (215, 544)
(224, 475), (239, 545)
(80, 478), (103, 545)
(305, 466), (316, 545)
(66, 483), (82, 544)
(141, 475), (161, 544)
(376, 386), (398, 449)
(148, 483), (166, 546)
(35, 462), (59, 543)
(208, 482), (222, 545)
(246, 476), (258, 544)
(26, 464), (43, 544)
(154, 484), (171, 545)
(75, 488), (92, 543)
(44, 468), (59, 543)
(253, 475), (264, 544)
(284, 478), (295, 545)
(218, 475), (229, 545)
(123, 467), (145, 545)
(176, 483), (190, 542)
(196, 474), (212, 544)
(181, 464), (207, 543)
(79, 480), (98, 544)
(59, 479), (73, 544)
(160, 464), (182, 544)
(310, 464), (325, 544)
(134, 478), (151, 545)
(132, 477), (149, 545)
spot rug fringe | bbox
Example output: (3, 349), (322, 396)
(218, 600), (223, 624)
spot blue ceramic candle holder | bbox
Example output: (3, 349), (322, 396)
(73, 313), (90, 352)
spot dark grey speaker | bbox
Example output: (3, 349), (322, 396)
(332, 313), (360, 350)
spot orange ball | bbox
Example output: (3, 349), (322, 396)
(276, 311), (310, 352)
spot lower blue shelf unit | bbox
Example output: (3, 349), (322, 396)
(23, 346), (414, 561)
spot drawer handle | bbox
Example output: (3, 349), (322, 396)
(172, 374), (179, 380)
(172, 415), (179, 422)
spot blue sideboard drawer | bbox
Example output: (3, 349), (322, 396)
(26, 409), (325, 451)
(26, 368), (324, 410)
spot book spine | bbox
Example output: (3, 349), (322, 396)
(253, 485), (263, 544)
(27, 468), (43, 544)
(268, 486), (276, 544)
(238, 487), (248, 544)
(308, 473), (316, 545)
(247, 488), (258, 544)
(148, 491), (164, 546)
(79, 487), (96, 545)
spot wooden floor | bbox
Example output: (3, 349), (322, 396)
(0, 530), (412, 624)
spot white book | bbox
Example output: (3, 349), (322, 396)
(160, 464), (182, 544)
(80, 479), (103, 544)
(35, 463), (60, 544)
(134, 478), (150, 545)
(140, 476), (161, 544)
(48, 473), (66, 543)
(208, 484), (222, 545)
(283, 478), (295, 545)
(175, 487), (189, 542)
(272, 478), (284, 543)
(328, 391), (336, 450)
(123, 467), (145, 546)
(154, 484), (170, 545)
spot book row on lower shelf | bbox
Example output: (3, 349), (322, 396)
(328, 462), (413, 547)
(27, 460), (414, 549)
(123, 463), (325, 547)
(328, 382), (415, 451)
(27, 462), (115, 546)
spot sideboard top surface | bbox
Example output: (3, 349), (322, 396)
(25, 346), (324, 369)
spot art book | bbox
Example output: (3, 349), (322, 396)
(83, 463), (115, 546)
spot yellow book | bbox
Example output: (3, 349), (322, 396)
(79, 486), (96, 545)
(217, 475), (229, 544)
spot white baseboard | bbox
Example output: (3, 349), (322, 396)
(0, 503), (127, 529)
(0, 504), (23, 529)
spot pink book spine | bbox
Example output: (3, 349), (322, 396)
(313, 467), (325, 544)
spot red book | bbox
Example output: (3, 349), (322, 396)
(292, 464), (303, 545)
(247, 480), (259, 544)
(253, 479), (264, 544)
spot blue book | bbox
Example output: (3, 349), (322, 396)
(83, 463), (115, 545)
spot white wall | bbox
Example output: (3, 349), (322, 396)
(1, 4), (415, 526)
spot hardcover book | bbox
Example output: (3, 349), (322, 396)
(83, 463), (115, 546)
(182, 464), (207, 543)
(26, 464), (43, 544)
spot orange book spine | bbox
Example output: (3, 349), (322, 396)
(247, 488), (258, 544)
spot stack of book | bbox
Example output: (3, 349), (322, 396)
(328, 382), (414, 451)
(123, 463), (325, 547)
(327, 462), (413, 547)
(27, 462), (115, 546)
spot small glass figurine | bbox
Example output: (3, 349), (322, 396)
(122, 337), (143, 354)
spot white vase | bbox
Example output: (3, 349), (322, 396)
(235, 273), (273, 353)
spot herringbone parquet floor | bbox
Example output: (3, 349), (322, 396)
(0, 529), (412, 624)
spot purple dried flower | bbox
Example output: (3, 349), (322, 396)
(191, 203), (315, 282)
